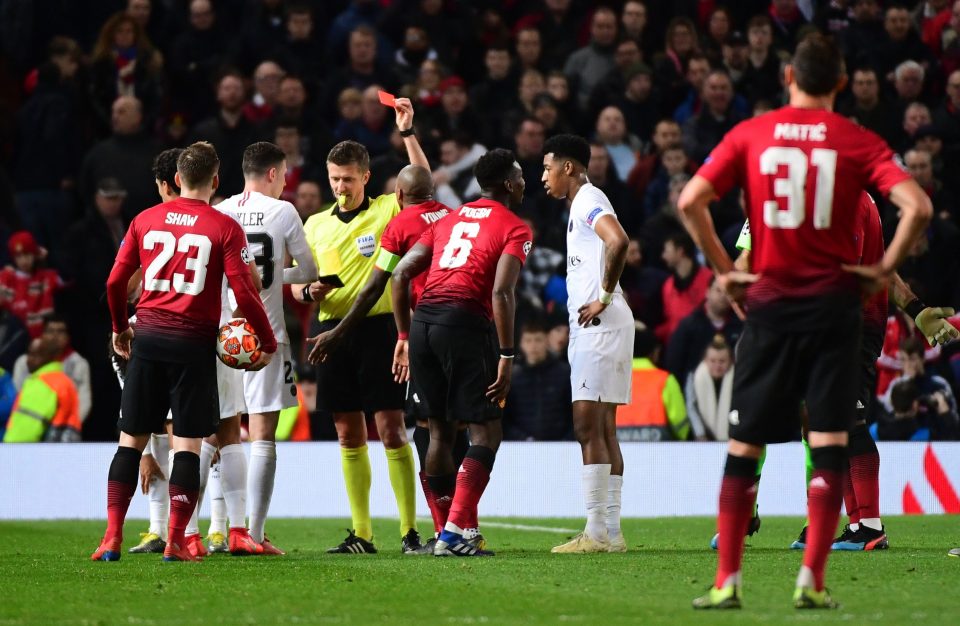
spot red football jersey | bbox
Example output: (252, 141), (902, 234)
(377, 199), (451, 309)
(114, 197), (260, 341)
(697, 106), (911, 309)
(857, 193), (888, 331)
(416, 199), (532, 320)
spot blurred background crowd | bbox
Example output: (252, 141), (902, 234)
(0, 0), (958, 444)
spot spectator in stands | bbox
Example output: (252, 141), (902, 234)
(513, 117), (547, 214)
(564, 7), (618, 109)
(244, 61), (285, 123)
(547, 319), (570, 361)
(336, 85), (392, 157)
(515, 26), (544, 72)
(619, 238), (667, 329)
(939, 2), (960, 77)
(588, 38), (642, 115)
(529, 0), (581, 71)
(271, 3), (324, 88)
(672, 53), (712, 125)
(643, 144), (690, 219)
(654, 17), (700, 114)
(914, 0), (953, 53)
(616, 329), (687, 442)
(656, 231), (712, 344)
(0, 232), (62, 340)
(321, 24), (397, 119)
(2, 337), (80, 443)
(532, 93), (573, 138)
(876, 4), (936, 82)
(273, 75), (329, 163)
(88, 12), (162, 136)
(294, 180), (322, 222)
(721, 31), (750, 93)
(12, 314), (91, 423)
(685, 335), (735, 441)
(274, 121), (307, 204)
(933, 69), (960, 141)
(901, 102), (933, 151)
(875, 378), (930, 440)
(434, 133), (483, 208)
(510, 69), (547, 136)
(621, 1), (648, 52)
(595, 106), (640, 182)
(628, 119), (683, 203)
(881, 338), (960, 440)
(426, 75), (483, 147)
(904, 148), (957, 222)
(769, 0), (810, 52)
(607, 62), (660, 144)
(470, 45), (518, 133)
(392, 25), (438, 87)
(518, 219), (564, 312)
(742, 15), (783, 106)
(168, 0), (225, 121)
(838, 66), (900, 145)
(682, 69), (746, 165)
(702, 6), (733, 62)
(913, 125), (960, 210)
(844, 0), (885, 69)
(504, 323), (573, 441)
(893, 60), (927, 108)
(585, 142), (634, 232)
(189, 71), (263, 197)
(12, 62), (80, 256)
(666, 277), (743, 386)
(79, 95), (160, 222)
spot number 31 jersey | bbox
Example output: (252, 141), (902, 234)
(117, 197), (251, 339)
(697, 106), (911, 310)
(216, 190), (311, 344)
(417, 198), (532, 321)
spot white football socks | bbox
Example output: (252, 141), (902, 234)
(606, 474), (623, 539)
(860, 518), (882, 531)
(207, 462), (227, 537)
(248, 440), (277, 543)
(148, 434), (170, 540)
(583, 464), (611, 541)
(185, 441), (216, 536)
(220, 443), (248, 530)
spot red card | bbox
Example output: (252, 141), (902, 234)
(378, 90), (396, 107)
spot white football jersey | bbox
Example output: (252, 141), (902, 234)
(216, 191), (310, 344)
(565, 183), (633, 337)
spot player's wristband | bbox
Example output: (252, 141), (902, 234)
(397, 332), (409, 341)
(500, 348), (515, 359)
(300, 285), (314, 303)
(398, 127), (416, 137)
(599, 288), (614, 305)
(905, 298), (927, 321)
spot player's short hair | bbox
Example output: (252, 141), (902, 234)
(664, 231), (696, 258)
(474, 148), (518, 191)
(327, 140), (370, 173)
(890, 379), (919, 414)
(543, 134), (591, 169)
(176, 142), (220, 188)
(899, 336), (924, 358)
(152, 148), (183, 192)
(791, 33), (844, 96)
(242, 141), (286, 178)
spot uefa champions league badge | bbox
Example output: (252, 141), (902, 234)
(356, 234), (376, 257)
(586, 207), (603, 225)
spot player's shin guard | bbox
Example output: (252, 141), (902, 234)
(427, 472), (457, 529)
(801, 446), (845, 591)
(715, 454), (759, 589)
(105, 446), (141, 541)
(186, 441), (215, 536)
(848, 423), (880, 530)
(385, 444), (418, 536)
(168, 451), (201, 549)
(248, 440), (277, 543)
(149, 434), (170, 540)
(219, 444), (248, 531)
(447, 446), (495, 533)
(340, 444), (372, 541)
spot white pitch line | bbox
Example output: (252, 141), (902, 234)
(415, 518), (578, 534)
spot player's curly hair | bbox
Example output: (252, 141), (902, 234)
(543, 134), (590, 169)
(152, 148), (183, 193)
(474, 148), (518, 191)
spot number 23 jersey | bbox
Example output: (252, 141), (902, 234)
(117, 197), (252, 339)
(697, 106), (911, 309)
(417, 198), (532, 321)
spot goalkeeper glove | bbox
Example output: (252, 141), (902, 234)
(914, 307), (959, 346)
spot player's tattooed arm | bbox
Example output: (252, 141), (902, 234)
(578, 215), (628, 326)
(307, 268), (391, 364)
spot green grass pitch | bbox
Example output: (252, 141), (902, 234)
(2, 516), (956, 625)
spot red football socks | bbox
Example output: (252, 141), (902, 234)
(714, 474), (757, 588)
(804, 468), (844, 590)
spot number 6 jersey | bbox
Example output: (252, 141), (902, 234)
(415, 198), (532, 323)
(696, 106), (911, 313)
(109, 196), (277, 352)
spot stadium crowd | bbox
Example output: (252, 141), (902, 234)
(0, 0), (959, 443)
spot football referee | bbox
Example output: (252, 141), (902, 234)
(292, 98), (429, 554)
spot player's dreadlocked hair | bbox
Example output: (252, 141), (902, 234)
(543, 134), (591, 169)
(792, 32), (844, 96)
(152, 148), (183, 193)
(474, 148), (518, 191)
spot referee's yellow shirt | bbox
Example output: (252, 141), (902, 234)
(303, 193), (400, 321)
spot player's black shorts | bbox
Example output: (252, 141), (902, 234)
(314, 313), (405, 413)
(404, 380), (424, 423)
(730, 298), (862, 444)
(119, 333), (219, 438)
(408, 313), (501, 424)
(857, 327), (884, 422)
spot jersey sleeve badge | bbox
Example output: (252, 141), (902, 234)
(240, 246), (253, 264)
(586, 207), (604, 226)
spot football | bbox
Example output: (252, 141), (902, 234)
(216, 318), (262, 369)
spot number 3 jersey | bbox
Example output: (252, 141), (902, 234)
(416, 198), (532, 323)
(697, 105), (911, 312)
(216, 190), (312, 344)
(113, 196), (276, 351)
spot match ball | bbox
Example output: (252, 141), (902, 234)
(216, 318), (262, 369)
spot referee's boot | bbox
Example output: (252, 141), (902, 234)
(327, 530), (377, 554)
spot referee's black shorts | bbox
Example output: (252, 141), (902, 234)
(119, 333), (219, 438)
(730, 298), (862, 445)
(314, 313), (405, 413)
(408, 319), (502, 424)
